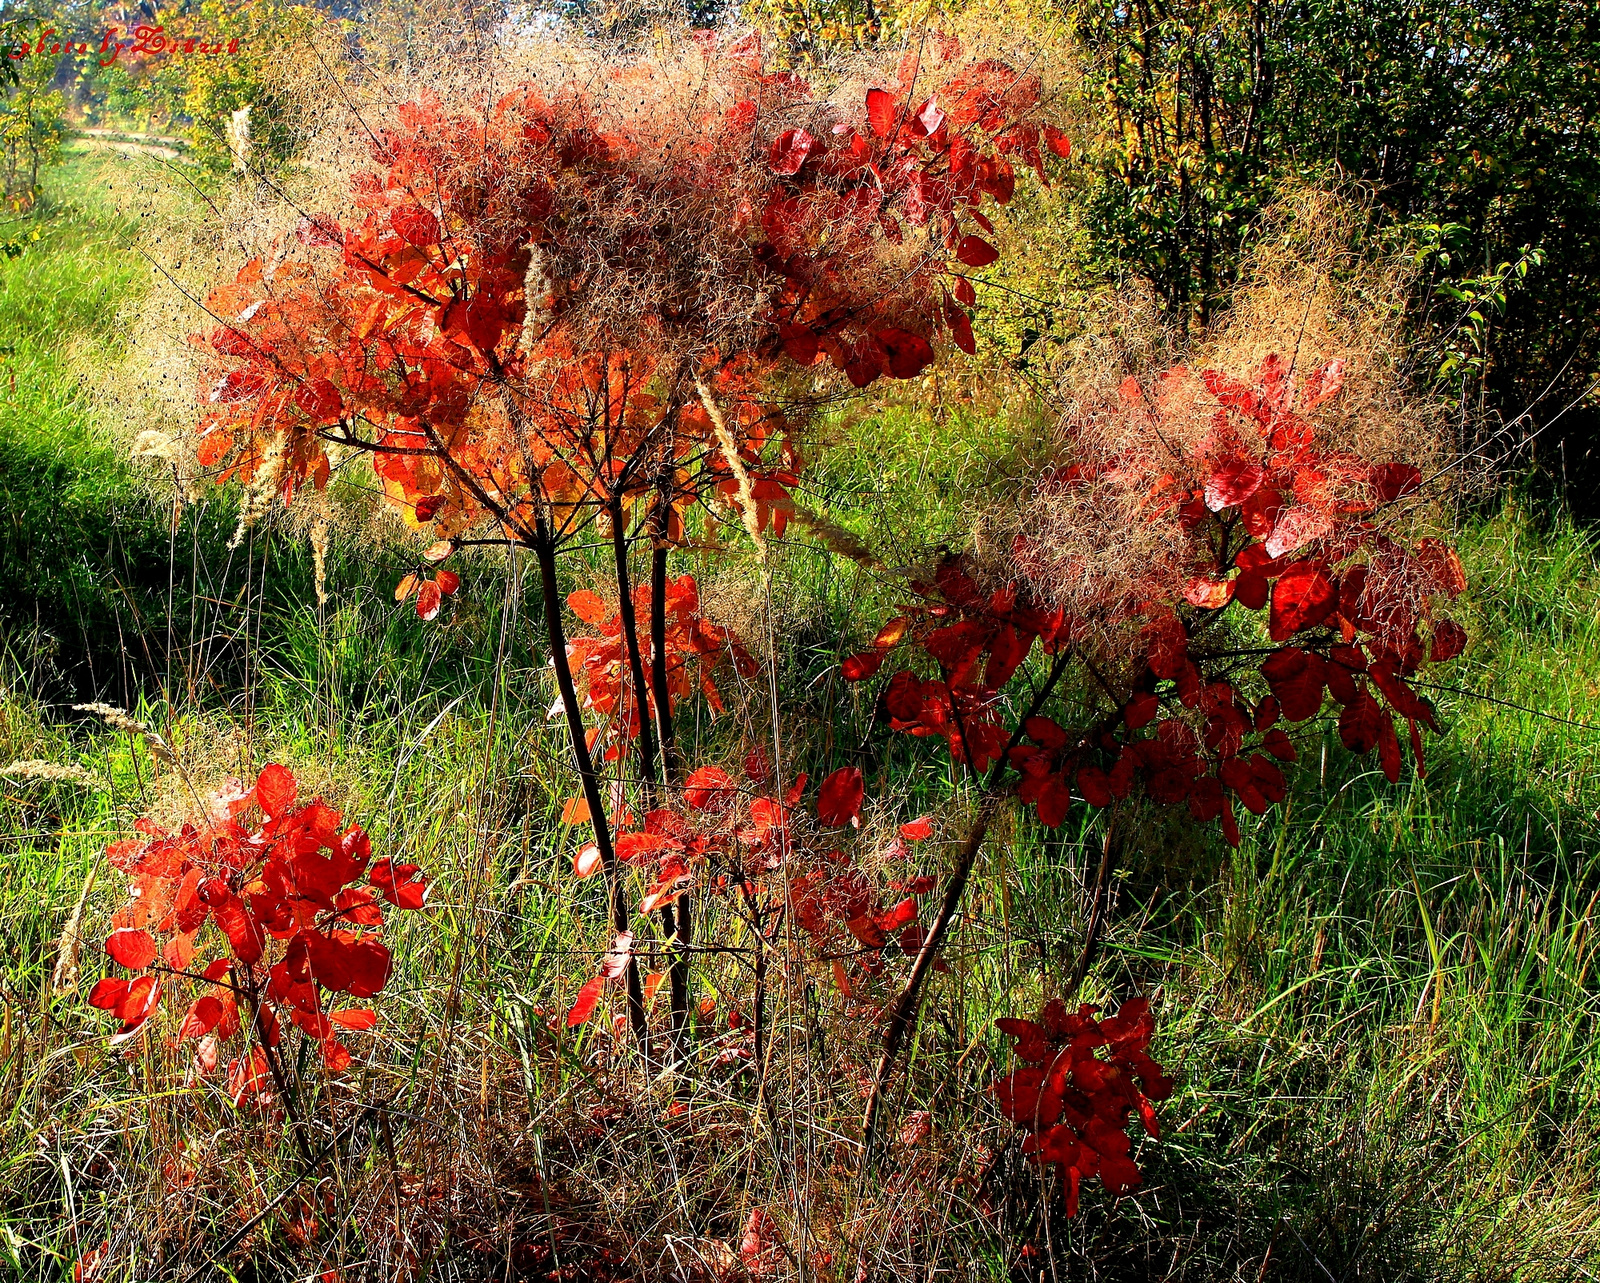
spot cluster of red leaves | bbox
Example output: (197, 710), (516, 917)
(88, 765), (425, 1096)
(564, 752), (940, 1024)
(395, 567), (461, 620)
(566, 751), (801, 1026)
(763, 42), (1069, 385)
(787, 799), (942, 987)
(188, 32), (1065, 571)
(844, 355), (1467, 845)
(565, 574), (756, 760)
(993, 998), (1173, 1216)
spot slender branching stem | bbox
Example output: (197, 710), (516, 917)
(860, 648), (1075, 1164)
(531, 521), (648, 1052)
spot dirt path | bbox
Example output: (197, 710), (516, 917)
(69, 128), (190, 163)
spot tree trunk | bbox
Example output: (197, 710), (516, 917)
(531, 526), (648, 1051)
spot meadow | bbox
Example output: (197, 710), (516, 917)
(0, 144), (1597, 1283)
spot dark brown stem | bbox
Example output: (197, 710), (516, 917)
(531, 525), (648, 1052)
(234, 964), (312, 1164)
(738, 879), (781, 1134)
(611, 492), (685, 1068)
(647, 498), (680, 781)
(1068, 810), (1121, 996)
(860, 796), (997, 1165)
(608, 496), (659, 801)
(859, 650), (1075, 1163)
(647, 488), (692, 1058)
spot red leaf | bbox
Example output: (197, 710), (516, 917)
(1077, 766), (1113, 808)
(1124, 691), (1159, 730)
(876, 328), (935, 379)
(616, 831), (677, 862)
(948, 307), (976, 355)
(1261, 728), (1298, 762)
(684, 765), (736, 811)
(1301, 357), (1346, 409)
(293, 377), (342, 425)
(955, 235), (1000, 268)
(1338, 689), (1384, 754)
(369, 858), (427, 910)
(1043, 124), (1073, 157)
(105, 928), (156, 970)
(1268, 562), (1338, 641)
(567, 974), (605, 1027)
(416, 579), (443, 620)
(865, 88), (898, 137)
(322, 1039), (353, 1072)
(952, 276), (977, 306)
(1233, 569), (1269, 610)
(598, 932), (634, 979)
(110, 975), (160, 1041)
(1259, 647), (1327, 721)
(255, 763), (297, 818)
(1034, 773), (1073, 827)
(390, 205), (440, 247)
(1204, 456), (1265, 511)
(1431, 620), (1467, 662)
(1372, 462), (1422, 503)
(816, 766), (865, 828)
(842, 650), (887, 681)
(330, 1008), (377, 1031)
(1377, 708), (1402, 782)
(305, 931), (352, 991)
(1184, 576), (1235, 609)
(560, 796), (591, 825)
(899, 816), (933, 841)
(178, 995), (223, 1040)
(211, 894), (265, 965)
(1265, 505), (1335, 559)
(567, 589), (610, 624)
(344, 937), (393, 998)
(1220, 795), (1241, 847)
(884, 670), (922, 722)
(768, 128), (819, 175)
(464, 296), (505, 353)
(88, 977), (131, 1012)
(740, 1208), (780, 1269)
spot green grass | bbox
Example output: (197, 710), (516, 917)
(0, 160), (1597, 1282)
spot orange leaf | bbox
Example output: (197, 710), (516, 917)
(255, 763), (297, 818)
(567, 975), (605, 1027)
(105, 928), (156, 970)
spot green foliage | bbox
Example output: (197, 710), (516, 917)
(0, 21), (66, 206)
(149, 0), (324, 171)
(743, 0), (911, 63)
